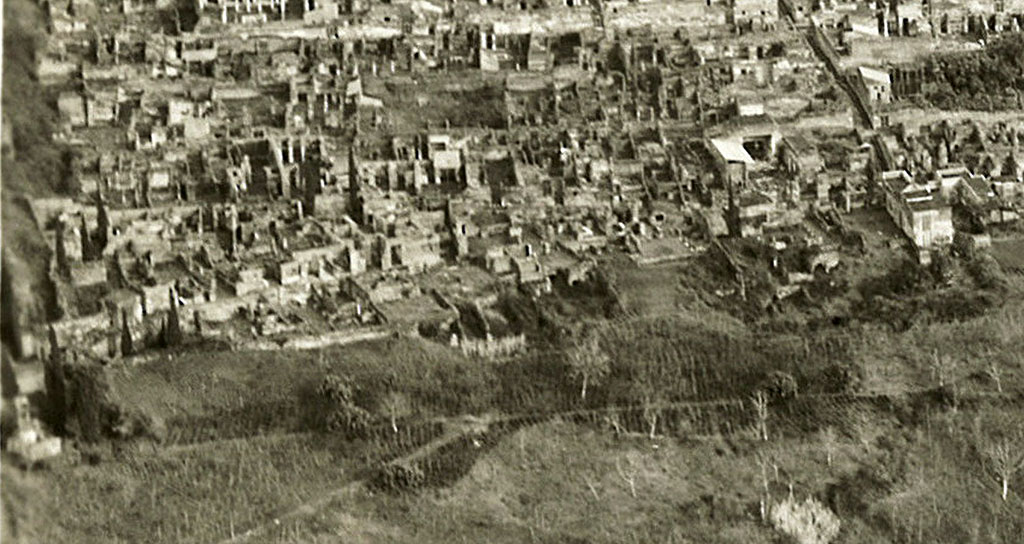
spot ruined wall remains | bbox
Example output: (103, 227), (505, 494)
(459, 333), (527, 359)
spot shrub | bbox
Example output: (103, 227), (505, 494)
(325, 405), (370, 436)
(112, 410), (167, 443)
(966, 253), (1008, 292)
(924, 34), (1024, 110)
(760, 371), (799, 401)
(373, 462), (425, 492)
(317, 373), (356, 404)
(769, 496), (841, 544)
(317, 373), (371, 436)
(818, 361), (862, 394)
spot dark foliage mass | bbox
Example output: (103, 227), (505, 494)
(2, 0), (73, 358)
(317, 374), (372, 436)
(2, 0), (74, 197)
(853, 253), (1006, 330)
(593, 316), (855, 405)
(925, 34), (1024, 110)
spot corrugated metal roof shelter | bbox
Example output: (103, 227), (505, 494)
(709, 138), (755, 164)
(857, 66), (890, 84)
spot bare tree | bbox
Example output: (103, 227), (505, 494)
(378, 391), (412, 434)
(756, 452), (774, 521)
(582, 473), (601, 501)
(566, 333), (611, 401)
(642, 393), (661, 439)
(616, 455), (638, 498)
(929, 350), (958, 388)
(752, 390), (769, 442)
(986, 360), (1003, 394)
(984, 433), (1024, 501)
(628, 357), (665, 439)
(604, 413), (624, 436)
(821, 426), (837, 468)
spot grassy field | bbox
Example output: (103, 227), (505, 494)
(7, 334), (496, 542)
(849, 294), (1024, 396)
(990, 238), (1024, 273)
(3, 278), (1024, 544)
(97, 337), (494, 444)
(223, 405), (1024, 544)
(5, 432), (367, 544)
(9, 403), (1024, 544)
(7, 283), (1019, 543)
(602, 253), (723, 319)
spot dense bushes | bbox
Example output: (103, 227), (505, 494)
(966, 253), (1009, 292)
(317, 374), (371, 436)
(759, 371), (799, 401)
(925, 35), (1024, 110)
(573, 315), (857, 411)
(317, 339), (494, 417)
(372, 462), (425, 491)
(769, 496), (841, 544)
(853, 252), (1007, 330)
(74, 338), (496, 446)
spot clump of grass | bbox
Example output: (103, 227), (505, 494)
(48, 433), (362, 543)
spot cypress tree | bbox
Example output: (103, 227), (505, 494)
(164, 287), (183, 346)
(121, 310), (134, 357)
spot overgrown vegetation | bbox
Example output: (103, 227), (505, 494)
(2, 0), (73, 357)
(851, 252), (1009, 330)
(97, 337), (494, 445)
(20, 433), (365, 543)
(18, 225), (1023, 539)
(268, 405), (1024, 544)
(925, 34), (1024, 110)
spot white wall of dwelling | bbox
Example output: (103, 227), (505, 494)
(867, 82), (891, 104)
(884, 190), (916, 244)
(911, 208), (954, 248)
(885, 191), (954, 249)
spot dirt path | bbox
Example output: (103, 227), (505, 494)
(211, 399), (759, 543)
(216, 415), (495, 544)
(213, 390), (1017, 543)
(220, 479), (367, 543)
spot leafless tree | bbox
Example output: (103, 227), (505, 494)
(378, 391), (412, 434)
(985, 359), (1003, 394)
(616, 455), (638, 498)
(604, 413), (624, 436)
(582, 473), (601, 501)
(756, 452), (775, 521)
(821, 426), (837, 468)
(630, 359), (664, 439)
(642, 393), (661, 439)
(752, 390), (769, 442)
(984, 433), (1024, 501)
(929, 350), (958, 388)
(566, 333), (611, 401)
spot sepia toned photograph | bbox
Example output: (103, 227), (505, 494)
(2, 0), (1024, 540)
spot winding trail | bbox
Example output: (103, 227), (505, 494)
(214, 390), (1019, 543)
(217, 414), (496, 543)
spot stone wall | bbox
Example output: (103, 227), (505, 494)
(459, 333), (526, 359)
